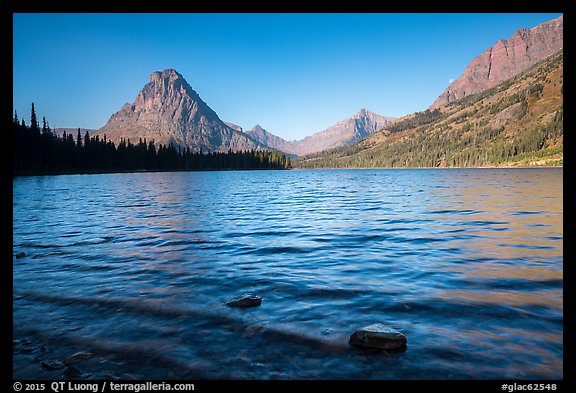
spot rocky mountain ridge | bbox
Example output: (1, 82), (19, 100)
(244, 109), (397, 156)
(431, 15), (562, 109)
(97, 69), (395, 157)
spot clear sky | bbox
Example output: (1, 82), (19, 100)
(13, 13), (562, 141)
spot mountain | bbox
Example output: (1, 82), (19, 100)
(294, 109), (397, 156)
(296, 51), (563, 168)
(431, 15), (563, 110)
(97, 69), (393, 156)
(246, 109), (397, 156)
(245, 125), (300, 156)
(97, 69), (262, 152)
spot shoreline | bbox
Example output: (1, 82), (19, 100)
(13, 332), (206, 380)
(12, 167), (290, 177)
(290, 165), (563, 170)
(12, 165), (563, 177)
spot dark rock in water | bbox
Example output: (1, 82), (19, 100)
(15, 252), (27, 259)
(349, 323), (407, 350)
(41, 359), (66, 370)
(226, 294), (262, 308)
(243, 325), (265, 337)
(40, 345), (54, 354)
(64, 365), (82, 379)
(64, 352), (93, 365)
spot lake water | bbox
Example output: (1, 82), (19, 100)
(12, 168), (563, 380)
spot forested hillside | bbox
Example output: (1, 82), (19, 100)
(295, 52), (563, 168)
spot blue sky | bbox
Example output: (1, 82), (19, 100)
(13, 13), (562, 141)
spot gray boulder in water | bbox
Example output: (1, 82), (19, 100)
(226, 294), (262, 308)
(349, 323), (407, 350)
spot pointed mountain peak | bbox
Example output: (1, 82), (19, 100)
(150, 69), (183, 82)
(352, 109), (396, 122)
(251, 124), (265, 132)
(98, 69), (261, 153)
(354, 108), (374, 118)
(139, 68), (201, 104)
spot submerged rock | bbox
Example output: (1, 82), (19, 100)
(64, 352), (93, 365)
(243, 325), (265, 337)
(63, 365), (82, 379)
(40, 345), (55, 354)
(349, 323), (407, 350)
(226, 294), (262, 308)
(41, 359), (66, 370)
(15, 252), (27, 259)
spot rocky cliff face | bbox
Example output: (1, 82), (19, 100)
(98, 69), (261, 152)
(247, 109), (396, 156)
(430, 15), (563, 110)
(224, 122), (243, 133)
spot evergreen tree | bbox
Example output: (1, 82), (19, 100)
(30, 103), (39, 132)
(13, 103), (292, 174)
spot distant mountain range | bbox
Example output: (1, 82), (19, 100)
(241, 109), (396, 156)
(245, 125), (300, 157)
(93, 69), (395, 156)
(296, 16), (563, 168)
(67, 15), (561, 165)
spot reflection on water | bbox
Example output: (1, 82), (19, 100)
(13, 168), (562, 379)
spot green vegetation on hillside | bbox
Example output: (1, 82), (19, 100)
(295, 52), (563, 168)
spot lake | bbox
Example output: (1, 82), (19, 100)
(12, 168), (563, 379)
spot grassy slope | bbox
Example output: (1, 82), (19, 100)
(295, 52), (563, 168)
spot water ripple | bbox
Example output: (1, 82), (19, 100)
(13, 168), (563, 380)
